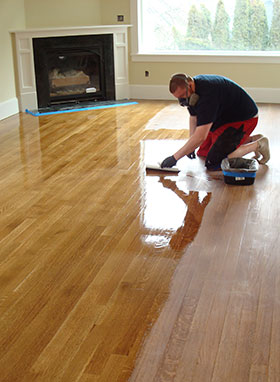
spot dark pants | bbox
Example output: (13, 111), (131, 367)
(197, 117), (258, 170)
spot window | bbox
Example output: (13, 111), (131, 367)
(130, 0), (280, 62)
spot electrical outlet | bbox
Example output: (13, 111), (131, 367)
(117, 15), (124, 22)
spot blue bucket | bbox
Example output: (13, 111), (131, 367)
(221, 158), (259, 185)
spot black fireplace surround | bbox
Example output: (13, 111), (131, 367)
(33, 34), (115, 109)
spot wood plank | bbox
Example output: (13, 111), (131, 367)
(0, 101), (279, 382)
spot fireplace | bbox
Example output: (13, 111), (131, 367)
(33, 34), (115, 108)
(11, 25), (131, 112)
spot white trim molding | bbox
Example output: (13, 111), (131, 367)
(0, 98), (19, 121)
(131, 52), (280, 64)
(130, 85), (280, 104)
(10, 25), (132, 112)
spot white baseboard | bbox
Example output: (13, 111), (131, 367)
(130, 85), (280, 104)
(0, 88), (278, 121)
(0, 97), (19, 121)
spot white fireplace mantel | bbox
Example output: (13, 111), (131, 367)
(11, 25), (131, 111)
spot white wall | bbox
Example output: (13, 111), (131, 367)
(0, 0), (25, 120)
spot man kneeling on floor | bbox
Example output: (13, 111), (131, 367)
(161, 73), (270, 171)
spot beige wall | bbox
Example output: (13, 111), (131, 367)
(24, 0), (101, 28)
(129, 61), (280, 89)
(0, 0), (25, 103)
(100, 0), (130, 25)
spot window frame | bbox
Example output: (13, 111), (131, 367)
(130, 0), (280, 63)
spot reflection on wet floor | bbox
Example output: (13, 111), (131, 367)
(141, 139), (212, 251)
(141, 139), (224, 187)
(142, 139), (187, 171)
(142, 176), (212, 251)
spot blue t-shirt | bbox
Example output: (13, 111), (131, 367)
(188, 75), (258, 131)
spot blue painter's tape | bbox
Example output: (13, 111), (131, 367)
(25, 101), (138, 116)
(25, 109), (40, 116)
(222, 171), (256, 178)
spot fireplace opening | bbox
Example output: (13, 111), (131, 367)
(33, 34), (115, 109)
(49, 51), (101, 98)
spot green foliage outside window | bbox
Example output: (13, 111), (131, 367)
(146, 0), (280, 51)
(212, 0), (231, 49)
(269, 0), (280, 48)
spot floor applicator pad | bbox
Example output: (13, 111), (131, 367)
(145, 162), (180, 172)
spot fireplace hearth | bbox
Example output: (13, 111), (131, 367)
(33, 34), (115, 109)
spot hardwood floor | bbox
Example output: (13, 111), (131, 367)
(0, 101), (279, 381)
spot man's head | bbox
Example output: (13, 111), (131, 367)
(169, 73), (199, 107)
(169, 73), (193, 98)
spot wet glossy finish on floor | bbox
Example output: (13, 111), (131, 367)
(0, 101), (279, 381)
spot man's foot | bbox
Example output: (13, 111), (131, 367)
(257, 137), (270, 164)
(252, 133), (263, 142)
(253, 151), (261, 160)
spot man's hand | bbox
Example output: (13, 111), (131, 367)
(187, 151), (196, 159)
(161, 155), (177, 168)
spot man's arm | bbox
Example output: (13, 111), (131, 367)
(160, 122), (213, 168)
(186, 115), (197, 159)
(189, 115), (197, 137)
(174, 122), (213, 161)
